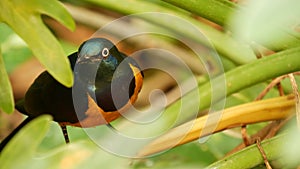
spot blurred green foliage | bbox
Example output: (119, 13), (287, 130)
(0, 23), (33, 73)
(0, 0), (300, 168)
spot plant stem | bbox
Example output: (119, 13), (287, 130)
(113, 47), (300, 140)
(205, 133), (297, 169)
(83, 0), (256, 64)
(138, 94), (295, 156)
(162, 0), (237, 27)
(210, 129), (300, 168)
(169, 47), (300, 125)
(162, 0), (300, 51)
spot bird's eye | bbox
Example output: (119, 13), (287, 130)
(102, 48), (109, 58)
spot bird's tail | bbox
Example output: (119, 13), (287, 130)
(15, 99), (28, 115)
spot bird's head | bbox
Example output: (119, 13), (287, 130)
(74, 38), (124, 83)
(77, 38), (122, 66)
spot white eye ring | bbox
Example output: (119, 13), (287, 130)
(102, 48), (109, 58)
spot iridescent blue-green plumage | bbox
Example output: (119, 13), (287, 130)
(1, 38), (143, 150)
(16, 38), (142, 123)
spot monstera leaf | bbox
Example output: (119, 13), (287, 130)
(0, 0), (75, 113)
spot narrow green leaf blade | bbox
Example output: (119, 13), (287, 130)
(0, 50), (14, 113)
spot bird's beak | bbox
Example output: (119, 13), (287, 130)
(76, 54), (103, 65)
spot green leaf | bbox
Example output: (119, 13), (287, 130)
(0, 115), (130, 169)
(0, 49), (14, 113)
(0, 115), (52, 168)
(0, 23), (33, 73)
(0, 0), (75, 87)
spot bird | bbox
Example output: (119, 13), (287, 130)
(0, 38), (143, 151)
